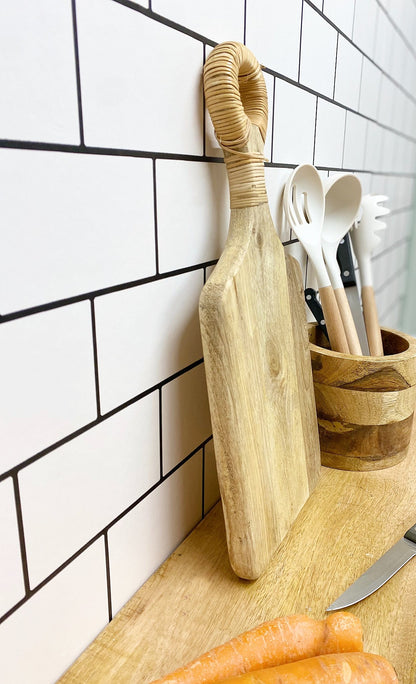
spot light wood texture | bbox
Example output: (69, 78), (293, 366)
(334, 286), (362, 355)
(309, 324), (416, 470)
(199, 42), (319, 580)
(362, 285), (384, 356)
(285, 254), (321, 492)
(318, 285), (350, 354)
(59, 425), (416, 684)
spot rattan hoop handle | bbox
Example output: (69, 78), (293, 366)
(203, 42), (268, 208)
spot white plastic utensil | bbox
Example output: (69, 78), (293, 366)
(322, 174), (363, 355)
(284, 164), (349, 353)
(351, 194), (390, 356)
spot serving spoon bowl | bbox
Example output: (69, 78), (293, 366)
(283, 164), (349, 353)
(322, 174), (363, 355)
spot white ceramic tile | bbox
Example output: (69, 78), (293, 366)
(108, 452), (202, 616)
(377, 76), (397, 129)
(373, 7), (393, 73)
(299, 4), (337, 97)
(162, 364), (211, 474)
(343, 112), (367, 170)
(76, 0), (203, 154)
(359, 58), (381, 121)
(314, 99), (346, 168)
(273, 80), (316, 165)
(0, 0), (79, 143)
(19, 392), (159, 587)
(388, 34), (407, 88)
(156, 160), (228, 272)
(352, 0), (378, 58)
(264, 167), (291, 239)
(95, 270), (204, 413)
(0, 478), (25, 616)
(0, 303), (96, 473)
(152, 0), (244, 43)
(381, 130), (397, 173)
(203, 439), (220, 515)
(309, 0), (323, 9)
(0, 149), (155, 314)
(245, 0), (302, 80)
(323, 0), (355, 37)
(364, 121), (383, 171)
(263, 72), (275, 163)
(0, 540), (108, 684)
(334, 37), (362, 110)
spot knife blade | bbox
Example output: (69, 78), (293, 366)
(336, 233), (370, 355)
(326, 523), (416, 611)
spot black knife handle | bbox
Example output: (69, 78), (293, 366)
(305, 289), (329, 342)
(337, 233), (357, 288)
(405, 524), (416, 544)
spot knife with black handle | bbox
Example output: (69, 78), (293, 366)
(305, 288), (329, 342)
(327, 523), (416, 611)
(337, 233), (370, 355)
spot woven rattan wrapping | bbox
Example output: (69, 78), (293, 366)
(203, 42), (269, 209)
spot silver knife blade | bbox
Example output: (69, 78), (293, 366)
(337, 234), (370, 355)
(326, 523), (416, 611)
(344, 286), (370, 355)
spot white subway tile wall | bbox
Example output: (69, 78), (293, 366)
(1, 0), (416, 681)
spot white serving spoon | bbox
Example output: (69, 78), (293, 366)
(322, 174), (363, 355)
(351, 194), (389, 356)
(283, 164), (349, 353)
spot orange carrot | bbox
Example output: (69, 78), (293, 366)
(216, 652), (398, 683)
(151, 612), (363, 684)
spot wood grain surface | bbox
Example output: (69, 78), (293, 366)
(199, 124), (319, 580)
(59, 422), (416, 684)
(309, 325), (416, 471)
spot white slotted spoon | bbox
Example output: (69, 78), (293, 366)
(283, 164), (349, 353)
(350, 194), (390, 356)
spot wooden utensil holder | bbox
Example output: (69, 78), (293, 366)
(308, 323), (416, 470)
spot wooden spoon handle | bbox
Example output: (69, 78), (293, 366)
(334, 287), (362, 355)
(362, 285), (384, 356)
(319, 286), (350, 353)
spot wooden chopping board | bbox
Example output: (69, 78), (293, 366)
(200, 42), (320, 580)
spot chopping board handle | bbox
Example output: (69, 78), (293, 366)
(203, 42), (269, 209)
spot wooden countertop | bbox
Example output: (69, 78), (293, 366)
(60, 425), (416, 684)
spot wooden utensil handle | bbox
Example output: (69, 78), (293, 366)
(203, 42), (268, 209)
(334, 287), (362, 355)
(319, 286), (350, 354)
(362, 285), (384, 356)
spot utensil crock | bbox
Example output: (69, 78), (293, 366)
(308, 323), (416, 470)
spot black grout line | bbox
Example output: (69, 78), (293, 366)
(297, 0), (305, 83)
(243, 0), (247, 45)
(0, 434), (213, 626)
(152, 159), (160, 275)
(372, 235), (410, 262)
(312, 96), (319, 165)
(70, 0), (85, 146)
(90, 298), (101, 418)
(376, 0), (416, 62)
(12, 474), (30, 596)
(158, 388), (163, 479)
(103, 533), (113, 622)
(304, 0), (416, 99)
(0, 263), (214, 325)
(111, 0), (216, 47)
(270, 77), (276, 163)
(332, 32), (339, 100)
(0, 358), (205, 485)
